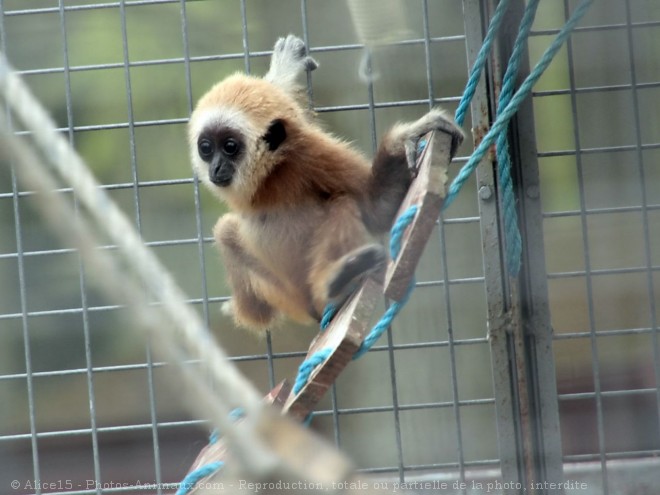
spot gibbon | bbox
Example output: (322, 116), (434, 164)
(189, 35), (463, 332)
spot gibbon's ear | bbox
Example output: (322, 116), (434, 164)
(263, 119), (287, 151)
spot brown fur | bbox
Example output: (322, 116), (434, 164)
(189, 36), (463, 333)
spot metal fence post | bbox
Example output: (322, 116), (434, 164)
(461, 1), (566, 493)
(461, 1), (525, 492)
(499, 0), (567, 492)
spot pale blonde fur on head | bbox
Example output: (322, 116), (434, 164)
(191, 73), (305, 130)
(188, 73), (307, 211)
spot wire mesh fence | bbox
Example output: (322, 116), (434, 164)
(531, 2), (660, 492)
(0, 1), (658, 494)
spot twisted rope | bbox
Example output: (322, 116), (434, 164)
(446, 0), (593, 276)
(176, 407), (245, 495)
(318, 200), (417, 334)
(495, 0), (540, 275)
(175, 461), (224, 495)
(293, 347), (333, 395)
(320, 302), (338, 331)
(353, 205), (418, 360)
(445, 0), (593, 212)
(352, 280), (415, 360)
(454, 0), (512, 128)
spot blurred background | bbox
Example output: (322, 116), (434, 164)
(0, 0), (659, 494)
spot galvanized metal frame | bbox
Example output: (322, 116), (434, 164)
(500, 2), (566, 493)
(461, 1), (528, 492)
(462, 2), (568, 494)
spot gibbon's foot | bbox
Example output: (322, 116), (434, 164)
(221, 298), (277, 332)
(404, 108), (465, 169)
(271, 34), (318, 77)
(327, 244), (387, 301)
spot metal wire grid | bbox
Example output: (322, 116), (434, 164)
(529, 1), (660, 493)
(0, 0), (500, 493)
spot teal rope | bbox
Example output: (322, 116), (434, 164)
(495, 0), (540, 276)
(445, 0), (593, 210)
(454, 0), (512, 128)
(388, 205), (418, 259)
(444, 0), (593, 274)
(352, 204), (418, 359)
(293, 347), (333, 394)
(208, 407), (244, 444)
(303, 412), (315, 427)
(352, 279), (415, 360)
(208, 429), (220, 445)
(175, 461), (224, 495)
(320, 177), (420, 334)
(176, 408), (244, 495)
(320, 302), (337, 331)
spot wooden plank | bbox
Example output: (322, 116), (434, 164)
(384, 129), (454, 301)
(281, 277), (383, 420)
(279, 128), (457, 421)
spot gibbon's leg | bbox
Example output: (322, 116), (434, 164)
(326, 244), (386, 300)
(364, 108), (465, 233)
(264, 34), (318, 94)
(213, 214), (278, 330)
(308, 196), (386, 313)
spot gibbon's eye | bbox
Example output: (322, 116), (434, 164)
(222, 138), (240, 156)
(198, 138), (214, 160)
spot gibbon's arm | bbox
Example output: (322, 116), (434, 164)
(214, 215), (279, 330)
(363, 108), (465, 232)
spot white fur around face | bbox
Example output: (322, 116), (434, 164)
(188, 105), (255, 153)
(188, 105), (278, 210)
(188, 106), (255, 199)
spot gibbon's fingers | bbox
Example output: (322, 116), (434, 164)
(398, 108), (465, 170)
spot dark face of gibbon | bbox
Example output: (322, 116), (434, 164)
(195, 119), (287, 189)
(196, 127), (245, 187)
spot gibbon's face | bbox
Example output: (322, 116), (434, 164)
(196, 123), (245, 188)
(191, 111), (287, 191)
(189, 110), (288, 209)
(188, 104), (256, 197)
